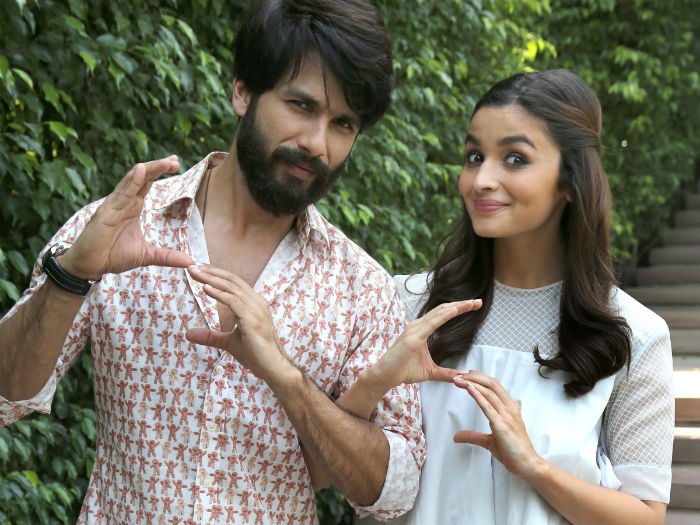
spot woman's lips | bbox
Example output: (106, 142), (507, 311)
(473, 199), (508, 212)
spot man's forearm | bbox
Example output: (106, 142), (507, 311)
(269, 367), (390, 505)
(0, 279), (85, 401)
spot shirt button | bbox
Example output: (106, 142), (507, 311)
(202, 477), (213, 488)
(207, 422), (217, 432)
(214, 365), (224, 376)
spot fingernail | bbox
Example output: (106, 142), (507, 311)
(473, 299), (483, 306)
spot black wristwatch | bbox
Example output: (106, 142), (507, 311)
(41, 242), (99, 296)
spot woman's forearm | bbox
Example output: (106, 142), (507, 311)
(336, 365), (396, 419)
(526, 458), (666, 525)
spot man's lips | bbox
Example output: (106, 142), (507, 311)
(473, 199), (508, 212)
(287, 162), (315, 181)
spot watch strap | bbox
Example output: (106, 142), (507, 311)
(41, 243), (98, 296)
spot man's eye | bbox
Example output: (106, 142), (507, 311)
(291, 100), (309, 110)
(505, 153), (528, 166)
(336, 119), (353, 131)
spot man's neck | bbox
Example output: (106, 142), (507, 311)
(196, 147), (297, 244)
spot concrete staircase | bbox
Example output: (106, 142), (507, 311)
(626, 188), (700, 525)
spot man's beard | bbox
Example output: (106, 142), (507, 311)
(235, 97), (347, 217)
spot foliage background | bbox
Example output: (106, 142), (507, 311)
(0, 0), (697, 523)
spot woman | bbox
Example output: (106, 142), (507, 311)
(339, 69), (673, 524)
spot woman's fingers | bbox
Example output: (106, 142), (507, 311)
(412, 299), (482, 340)
(459, 370), (513, 407)
(453, 429), (491, 447)
(455, 376), (499, 421)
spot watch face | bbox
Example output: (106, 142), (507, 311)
(51, 241), (72, 256)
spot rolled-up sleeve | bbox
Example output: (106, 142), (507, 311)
(0, 203), (97, 426)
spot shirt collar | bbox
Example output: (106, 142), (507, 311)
(152, 151), (331, 249)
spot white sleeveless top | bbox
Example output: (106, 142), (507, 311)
(359, 274), (673, 525)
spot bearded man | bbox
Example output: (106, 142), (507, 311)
(0, 1), (424, 524)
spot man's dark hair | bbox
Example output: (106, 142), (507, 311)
(233, 0), (394, 129)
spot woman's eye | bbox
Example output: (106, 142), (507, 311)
(505, 153), (528, 167)
(466, 151), (482, 164)
(291, 100), (309, 110)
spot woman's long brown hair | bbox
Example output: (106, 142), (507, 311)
(421, 70), (631, 397)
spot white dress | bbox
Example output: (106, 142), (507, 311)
(360, 274), (674, 525)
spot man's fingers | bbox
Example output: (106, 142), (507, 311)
(185, 327), (231, 350)
(430, 366), (465, 383)
(144, 246), (194, 269)
(453, 430), (491, 447)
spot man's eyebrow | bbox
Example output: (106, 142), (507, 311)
(284, 87), (361, 129)
(284, 88), (321, 107)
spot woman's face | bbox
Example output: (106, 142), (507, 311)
(459, 104), (569, 243)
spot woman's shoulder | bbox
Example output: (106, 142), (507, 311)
(610, 286), (670, 351)
(393, 273), (431, 321)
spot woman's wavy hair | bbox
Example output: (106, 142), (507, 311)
(421, 69), (631, 397)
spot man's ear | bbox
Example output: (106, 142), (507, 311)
(232, 77), (253, 118)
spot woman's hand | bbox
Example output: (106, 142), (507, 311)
(453, 371), (545, 481)
(368, 300), (483, 391)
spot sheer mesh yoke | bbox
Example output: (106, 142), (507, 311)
(395, 274), (673, 497)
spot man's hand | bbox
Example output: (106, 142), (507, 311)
(185, 264), (296, 385)
(58, 156), (193, 280)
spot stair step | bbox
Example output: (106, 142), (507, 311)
(674, 355), (700, 371)
(665, 508), (700, 524)
(670, 464), (700, 510)
(664, 227), (699, 247)
(687, 194), (700, 210)
(675, 370), (700, 424)
(674, 427), (700, 463)
(651, 306), (699, 329)
(650, 245), (700, 265)
(637, 265), (700, 285)
(627, 285), (700, 306)
(676, 210), (700, 227)
(672, 330), (699, 355)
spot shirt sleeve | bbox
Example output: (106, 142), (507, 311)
(601, 316), (674, 503)
(0, 202), (99, 426)
(335, 269), (425, 521)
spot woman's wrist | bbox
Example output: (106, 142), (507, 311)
(358, 362), (398, 399)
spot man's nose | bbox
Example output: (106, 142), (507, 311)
(297, 120), (328, 161)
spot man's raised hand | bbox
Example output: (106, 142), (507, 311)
(58, 156), (194, 279)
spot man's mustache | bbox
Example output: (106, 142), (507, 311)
(270, 147), (330, 179)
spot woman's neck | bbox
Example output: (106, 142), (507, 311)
(493, 234), (566, 289)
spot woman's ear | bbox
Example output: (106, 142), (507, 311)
(232, 77), (253, 118)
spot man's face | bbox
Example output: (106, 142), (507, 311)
(234, 56), (361, 217)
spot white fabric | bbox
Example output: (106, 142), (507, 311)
(378, 273), (673, 525)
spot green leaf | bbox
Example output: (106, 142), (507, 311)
(7, 250), (30, 275)
(47, 121), (78, 143)
(0, 279), (20, 301)
(12, 68), (33, 90)
(63, 15), (87, 36)
(21, 471), (39, 488)
(79, 51), (96, 72)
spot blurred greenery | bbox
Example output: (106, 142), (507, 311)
(0, 0), (697, 523)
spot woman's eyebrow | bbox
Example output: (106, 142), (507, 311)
(498, 135), (536, 149)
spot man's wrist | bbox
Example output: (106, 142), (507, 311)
(55, 252), (103, 282)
